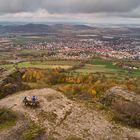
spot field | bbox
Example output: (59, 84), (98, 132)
(74, 59), (140, 77)
(1, 58), (140, 77)
(0, 52), (14, 60)
(0, 60), (81, 70)
(12, 35), (55, 45)
(75, 64), (119, 73)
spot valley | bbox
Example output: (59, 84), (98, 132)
(0, 23), (140, 140)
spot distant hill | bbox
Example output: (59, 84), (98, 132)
(129, 27), (140, 34)
(0, 24), (55, 33)
(0, 23), (95, 34)
(73, 24), (95, 30)
(0, 23), (139, 34)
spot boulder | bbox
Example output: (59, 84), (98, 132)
(101, 86), (140, 128)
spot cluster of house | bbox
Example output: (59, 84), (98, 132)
(121, 64), (138, 70)
(0, 35), (140, 60)
(17, 36), (140, 60)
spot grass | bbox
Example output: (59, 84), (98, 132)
(38, 110), (57, 123)
(74, 59), (140, 77)
(75, 64), (120, 74)
(88, 60), (120, 69)
(0, 108), (17, 130)
(74, 59), (121, 74)
(129, 69), (140, 76)
(21, 121), (44, 140)
(33, 60), (81, 66)
(18, 62), (72, 69)
(0, 60), (77, 70)
(18, 49), (48, 55)
(12, 35), (54, 45)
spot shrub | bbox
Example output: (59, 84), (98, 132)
(22, 121), (45, 140)
(0, 108), (17, 130)
(112, 101), (140, 128)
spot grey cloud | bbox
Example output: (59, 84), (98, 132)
(0, 0), (140, 18)
(0, 0), (40, 13)
(41, 0), (140, 14)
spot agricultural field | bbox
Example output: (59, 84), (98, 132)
(74, 59), (140, 77)
(0, 60), (81, 70)
(75, 64), (119, 73)
(0, 52), (14, 60)
(12, 35), (55, 45)
(16, 49), (49, 58)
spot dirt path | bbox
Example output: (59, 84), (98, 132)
(0, 88), (140, 140)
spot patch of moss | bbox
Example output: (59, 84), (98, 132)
(38, 110), (57, 123)
(0, 108), (17, 130)
(21, 122), (44, 140)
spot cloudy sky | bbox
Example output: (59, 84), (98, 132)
(0, 0), (140, 24)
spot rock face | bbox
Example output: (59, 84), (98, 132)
(101, 86), (140, 128)
(0, 70), (29, 99)
(0, 88), (140, 140)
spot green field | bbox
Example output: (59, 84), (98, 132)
(0, 60), (81, 70)
(74, 59), (140, 77)
(18, 62), (72, 69)
(12, 35), (55, 45)
(75, 59), (120, 73)
(75, 64), (119, 73)
(0, 57), (140, 77)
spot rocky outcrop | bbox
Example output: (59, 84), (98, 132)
(101, 86), (140, 128)
(0, 70), (29, 99)
(0, 88), (140, 140)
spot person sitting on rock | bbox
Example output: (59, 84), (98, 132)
(23, 96), (29, 105)
(32, 96), (36, 103)
(23, 96), (28, 101)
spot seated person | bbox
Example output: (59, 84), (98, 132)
(23, 96), (28, 101)
(32, 96), (36, 103)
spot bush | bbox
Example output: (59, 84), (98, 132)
(59, 85), (95, 101)
(101, 92), (140, 128)
(113, 101), (140, 128)
(44, 70), (66, 85)
(0, 108), (17, 130)
(22, 121), (45, 140)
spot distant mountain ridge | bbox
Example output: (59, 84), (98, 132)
(0, 23), (54, 33)
(0, 23), (139, 34)
(0, 23), (94, 33)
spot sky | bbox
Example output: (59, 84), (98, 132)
(0, 0), (140, 24)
